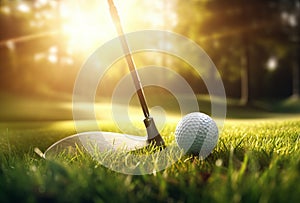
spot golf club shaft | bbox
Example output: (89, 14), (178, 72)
(107, 0), (165, 146)
(107, 0), (150, 118)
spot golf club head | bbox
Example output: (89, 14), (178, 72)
(43, 131), (147, 158)
(144, 117), (165, 147)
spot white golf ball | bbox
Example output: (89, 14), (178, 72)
(175, 112), (219, 158)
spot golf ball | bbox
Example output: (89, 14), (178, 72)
(175, 112), (219, 158)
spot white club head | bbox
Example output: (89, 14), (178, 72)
(42, 131), (148, 158)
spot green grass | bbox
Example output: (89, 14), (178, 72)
(1, 92), (299, 202)
(1, 118), (300, 203)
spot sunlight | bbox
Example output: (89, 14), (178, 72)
(6, 40), (15, 51)
(0, 5), (11, 15)
(144, 0), (177, 28)
(49, 46), (58, 54)
(48, 54), (58, 64)
(266, 56), (278, 72)
(54, 0), (176, 54)
(47, 45), (58, 64)
(58, 0), (114, 53)
(281, 12), (298, 27)
(0, 0), (177, 63)
(34, 0), (49, 9)
(17, 3), (31, 13)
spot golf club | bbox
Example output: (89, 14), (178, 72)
(39, 0), (165, 158)
(107, 0), (165, 146)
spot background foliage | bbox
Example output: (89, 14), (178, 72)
(0, 0), (299, 102)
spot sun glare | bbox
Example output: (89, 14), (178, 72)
(1, 0), (177, 61)
(57, 0), (114, 53)
(17, 3), (31, 13)
(55, 0), (176, 54)
(266, 56), (278, 72)
(48, 54), (58, 64)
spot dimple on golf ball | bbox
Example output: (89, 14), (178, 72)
(175, 112), (219, 158)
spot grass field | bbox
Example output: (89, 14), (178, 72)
(0, 95), (300, 203)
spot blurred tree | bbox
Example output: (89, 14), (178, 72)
(0, 0), (297, 102)
(280, 0), (300, 99)
(174, 0), (287, 102)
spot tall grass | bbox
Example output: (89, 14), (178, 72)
(0, 118), (300, 202)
